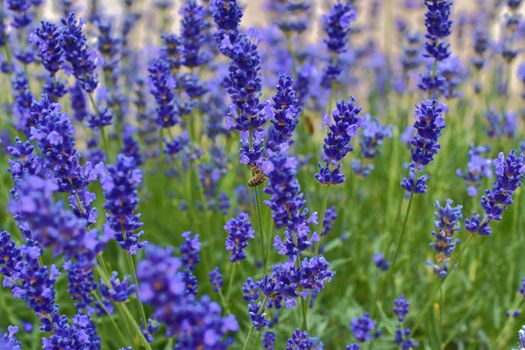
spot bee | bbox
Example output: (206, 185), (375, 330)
(248, 164), (267, 187)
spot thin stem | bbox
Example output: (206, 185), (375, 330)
(241, 296), (269, 350)
(91, 291), (128, 345)
(409, 234), (475, 336)
(125, 253), (149, 329)
(495, 296), (523, 348)
(314, 184), (331, 256)
(301, 296), (308, 332)
(95, 263), (153, 350)
(241, 326), (255, 350)
(390, 190), (415, 275)
(253, 187), (266, 270)
(226, 262), (237, 303)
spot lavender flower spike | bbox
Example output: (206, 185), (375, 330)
(317, 98), (362, 185)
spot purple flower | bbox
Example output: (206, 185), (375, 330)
(373, 253), (390, 272)
(401, 99), (447, 194)
(519, 326), (525, 348)
(393, 295), (410, 322)
(137, 245), (185, 319)
(456, 145), (492, 197)
(224, 212), (255, 262)
(267, 74), (301, 151)
(0, 326), (22, 350)
(352, 115), (392, 177)
(102, 154), (145, 255)
(317, 98), (362, 184)
(209, 266), (223, 292)
(60, 12), (100, 92)
(42, 310), (101, 349)
(263, 331), (276, 350)
(466, 150), (525, 235)
(286, 328), (313, 350)
(264, 143), (318, 257)
(321, 2), (355, 87)
(148, 57), (181, 129)
(0, 232), (59, 326)
(180, 0), (210, 68)
(351, 312), (375, 342)
(7, 0), (32, 28)
(395, 328), (420, 349)
(213, 0), (243, 32)
(248, 301), (269, 330)
(242, 277), (260, 302)
(32, 21), (64, 74)
(180, 231), (201, 270)
(321, 206), (337, 236)
(10, 176), (106, 266)
(423, 0), (453, 62)
(428, 199), (462, 277)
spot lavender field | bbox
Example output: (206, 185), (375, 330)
(1, 0), (525, 349)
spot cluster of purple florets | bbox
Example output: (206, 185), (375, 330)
(466, 150), (525, 235)
(427, 199), (462, 277)
(317, 98), (362, 184)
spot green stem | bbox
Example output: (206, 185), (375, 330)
(95, 264), (153, 350)
(241, 326), (255, 350)
(314, 184), (331, 256)
(91, 291), (128, 345)
(125, 253), (149, 329)
(253, 187), (266, 270)
(226, 262), (237, 303)
(390, 190), (415, 275)
(241, 296), (269, 350)
(301, 296), (309, 332)
(409, 234), (475, 336)
(495, 296), (523, 347)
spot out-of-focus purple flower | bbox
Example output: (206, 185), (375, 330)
(518, 326), (525, 348)
(242, 277), (260, 302)
(456, 144), (492, 197)
(102, 154), (145, 255)
(224, 212), (255, 262)
(180, 231), (201, 270)
(0, 325), (22, 350)
(263, 330), (276, 350)
(321, 206), (336, 236)
(213, 0), (243, 32)
(148, 57), (180, 129)
(32, 21), (64, 75)
(180, 0), (210, 68)
(209, 266), (223, 292)
(352, 115), (392, 177)
(373, 253), (390, 272)
(10, 176), (106, 266)
(7, 0), (32, 29)
(60, 12), (100, 92)
(321, 2), (355, 87)
(393, 295), (410, 322)
(483, 106), (517, 139)
(351, 312), (375, 342)
(139, 245), (238, 347)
